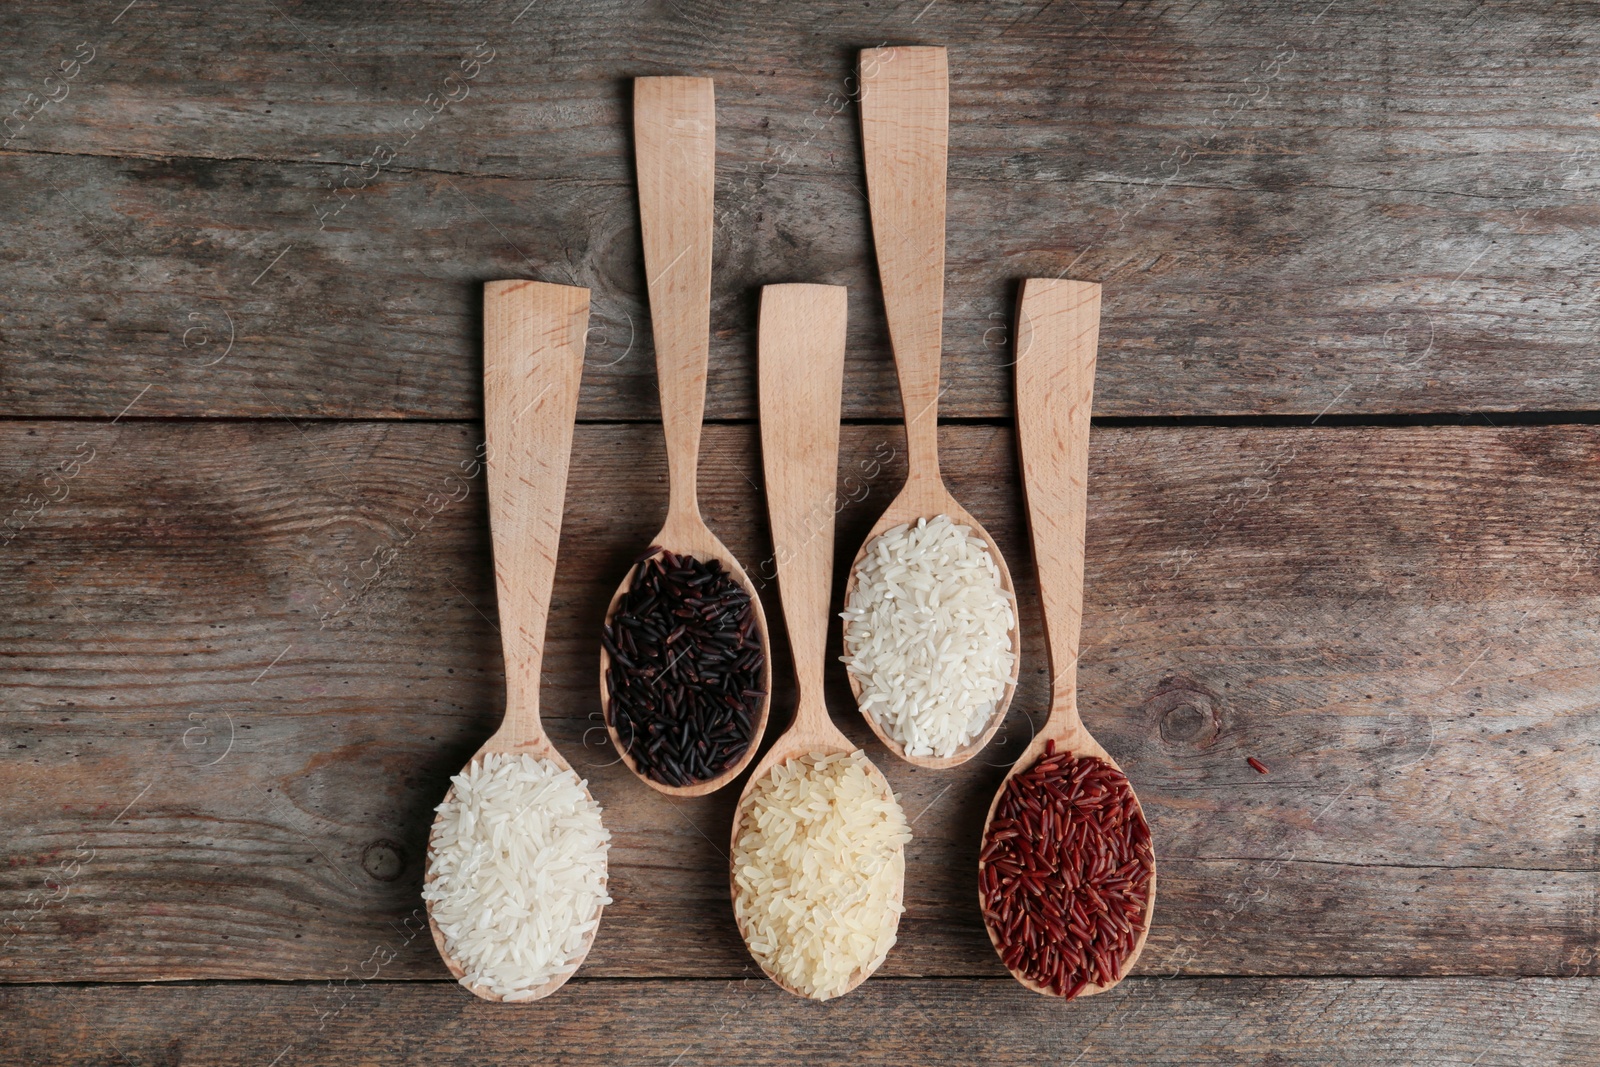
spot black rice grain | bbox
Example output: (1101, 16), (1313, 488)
(604, 549), (765, 787)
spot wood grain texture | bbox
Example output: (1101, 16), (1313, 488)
(479, 279), (587, 750)
(635, 75), (716, 516)
(7, 0), (1597, 1054)
(3, 421), (1599, 982)
(1014, 278), (1100, 730)
(4, 978), (1599, 1066)
(754, 284), (851, 751)
(860, 45), (948, 479)
(5, 0), (1600, 418)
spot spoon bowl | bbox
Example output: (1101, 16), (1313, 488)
(599, 526), (771, 797)
(424, 279), (604, 1003)
(599, 76), (771, 796)
(729, 283), (906, 1001)
(843, 46), (1021, 769)
(977, 725), (1157, 998)
(841, 481), (1021, 769)
(729, 731), (904, 1001)
(424, 736), (607, 1003)
(979, 278), (1157, 997)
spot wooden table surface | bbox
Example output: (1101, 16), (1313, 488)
(4, 1), (1599, 1063)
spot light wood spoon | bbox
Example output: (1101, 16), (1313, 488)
(599, 76), (772, 797)
(424, 279), (602, 1003)
(980, 278), (1157, 997)
(729, 283), (906, 1000)
(845, 46), (1020, 769)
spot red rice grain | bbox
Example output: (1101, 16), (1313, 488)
(979, 740), (1154, 998)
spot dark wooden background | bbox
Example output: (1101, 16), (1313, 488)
(4, 1), (1599, 1063)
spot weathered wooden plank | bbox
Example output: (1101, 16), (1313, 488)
(5, 978), (1599, 1066)
(6, 0), (1596, 190)
(3, 422), (1599, 982)
(4, 0), (1600, 418)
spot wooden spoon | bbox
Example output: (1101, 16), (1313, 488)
(599, 76), (772, 797)
(729, 283), (906, 999)
(424, 279), (602, 1003)
(980, 278), (1157, 997)
(845, 45), (1020, 769)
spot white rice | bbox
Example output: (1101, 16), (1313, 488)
(423, 752), (611, 1000)
(841, 514), (1018, 759)
(731, 750), (910, 1000)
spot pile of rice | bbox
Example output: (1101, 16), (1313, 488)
(731, 750), (911, 999)
(841, 514), (1017, 758)
(423, 752), (611, 1000)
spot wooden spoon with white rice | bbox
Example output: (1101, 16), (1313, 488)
(422, 280), (610, 1003)
(842, 46), (1022, 769)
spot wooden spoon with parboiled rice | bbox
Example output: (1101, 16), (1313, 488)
(843, 46), (1020, 769)
(730, 284), (911, 1001)
(422, 280), (611, 1003)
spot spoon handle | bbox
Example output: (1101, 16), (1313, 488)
(635, 76), (715, 526)
(483, 280), (589, 743)
(758, 284), (849, 727)
(860, 46), (948, 483)
(1014, 279), (1101, 721)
